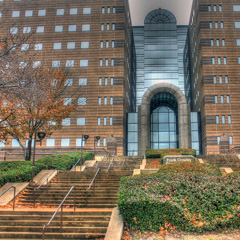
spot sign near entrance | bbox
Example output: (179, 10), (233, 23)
(163, 155), (195, 165)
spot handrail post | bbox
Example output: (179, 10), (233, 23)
(74, 188), (76, 211)
(42, 226), (45, 240)
(57, 170), (59, 184)
(60, 205), (63, 233)
(13, 187), (15, 211)
(85, 191), (87, 208)
(33, 189), (36, 208)
(46, 179), (48, 194)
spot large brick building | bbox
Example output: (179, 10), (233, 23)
(1, 0), (240, 156)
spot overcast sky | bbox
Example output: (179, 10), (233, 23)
(129, 0), (193, 26)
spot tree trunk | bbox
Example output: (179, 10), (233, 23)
(25, 138), (32, 161)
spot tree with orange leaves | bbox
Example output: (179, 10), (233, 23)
(0, 38), (75, 160)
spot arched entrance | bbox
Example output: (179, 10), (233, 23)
(138, 83), (191, 155)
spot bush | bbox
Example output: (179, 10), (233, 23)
(145, 149), (196, 159)
(0, 151), (94, 187)
(118, 163), (240, 233)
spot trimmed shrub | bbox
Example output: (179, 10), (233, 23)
(145, 149), (196, 159)
(0, 152), (94, 187)
(118, 163), (240, 233)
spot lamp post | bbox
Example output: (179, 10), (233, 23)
(80, 134), (89, 170)
(94, 136), (100, 159)
(31, 131), (46, 183)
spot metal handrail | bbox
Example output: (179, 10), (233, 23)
(42, 186), (76, 240)
(33, 168), (59, 208)
(0, 186), (16, 210)
(67, 157), (82, 183)
(106, 153), (110, 161)
(106, 158), (114, 181)
(95, 160), (100, 168)
(122, 157), (126, 168)
(85, 168), (101, 207)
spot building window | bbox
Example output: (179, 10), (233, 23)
(82, 24), (90, 31)
(222, 39), (225, 46)
(97, 138), (101, 147)
(52, 60), (60, 68)
(62, 118), (71, 126)
(36, 26), (44, 33)
(76, 138), (85, 147)
(222, 115), (225, 124)
(78, 97), (87, 106)
(99, 77), (102, 85)
(219, 5), (222, 12)
(208, 5), (211, 12)
(98, 117), (101, 126)
(12, 11), (20, 18)
(106, 40), (109, 48)
(105, 59), (109, 66)
(79, 78), (88, 86)
(38, 10), (46, 16)
(101, 24), (104, 31)
(0, 11), (2, 18)
(213, 76), (217, 84)
(226, 95), (230, 103)
(233, 5), (240, 12)
(70, 8), (78, 15)
(215, 22), (218, 29)
(33, 61), (41, 68)
(19, 62), (27, 69)
(67, 42), (75, 49)
(12, 139), (20, 147)
(229, 136), (233, 145)
(34, 43), (43, 51)
(10, 27), (19, 35)
(220, 95), (224, 103)
(111, 59), (114, 66)
(220, 22), (224, 29)
(211, 39), (214, 47)
(21, 44), (29, 51)
(217, 136), (220, 145)
(53, 42), (62, 50)
(112, 40), (115, 48)
(214, 96), (218, 103)
(216, 115), (219, 124)
(110, 117), (113, 125)
(68, 25), (77, 32)
(99, 59), (103, 67)
(77, 117), (86, 126)
(104, 117), (107, 125)
(81, 42), (89, 49)
(103, 137), (106, 147)
(83, 8), (91, 14)
(25, 10), (33, 17)
(105, 77), (108, 85)
(104, 97), (107, 105)
(64, 98), (72, 106)
(107, 7), (110, 14)
(80, 60), (88, 67)
(57, 9), (64, 16)
(55, 25), (63, 32)
(61, 138), (70, 147)
(225, 76), (228, 84)
(209, 22), (213, 29)
(106, 23), (110, 31)
(223, 57), (227, 64)
(110, 97), (113, 105)
(98, 97), (102, 105)
(213, 5), (217, 12)
(112, 23), (115, 30)
(64, 79), (73, 87)
(66, 60), (74, 68)
(228, 115), (232, 124)
(46, 139), (55, 147)
(235, 22), (240, 29)
(23, 26), (31, 34)
(102, 7), (105, 14)
(216, 39), (219, 46)
(219, 76), (222, 84)
(217, 57), (221, 64)
(111, 77), (114, 85)
(100, 41), (103, 48)
(113, 7), (116, 14)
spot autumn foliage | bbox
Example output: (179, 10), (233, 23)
(118, 163), (240, 233)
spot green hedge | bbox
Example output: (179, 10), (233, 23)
(145, 148), (197, 159)
(118, 163), (240, 233)
(0, 152), (94, 188)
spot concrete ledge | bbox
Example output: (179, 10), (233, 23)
(198, 158), (204, 164)
(133, 169), (141, 175)
(0, 182), (29, 206)
(84, 160), (96, 167)
(220, 167), (233, 174)
(33, 170), (58, 185)
(73, 166), (86, 172)
(105, 207), (123, 240)
(140, 159), (146, 170)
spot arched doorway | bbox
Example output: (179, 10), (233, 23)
(150, 93), (179, 149)
(138, 83), (191, 155)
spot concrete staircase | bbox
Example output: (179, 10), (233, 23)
(0, 156), (143, 239)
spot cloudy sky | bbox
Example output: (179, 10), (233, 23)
(129, 0), (193, 26)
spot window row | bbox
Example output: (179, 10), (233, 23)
(208, 5), (222, 12)
(211, 39), (225, 47)
(211, 57), (227, 65)
(11, 8), (91, 18)
(214, 95), (230, 104)
(100, 40), (115, 48)
(98, 97), (114, 105)
(216, 115), (232, 124)
(9, 137), (107, 148)
(209, 21), (224, 29)
(213, 75), (229, 84)
(101, 7), (116, 14)
(217, 136), (233, 145)
(101, 23), (115, 31)
(10, 24), (91, 34)
(99, 59), (114, 67)
(97, 117), (113, 126)
(99, 77), (114, 85)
